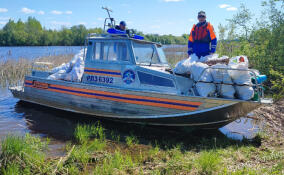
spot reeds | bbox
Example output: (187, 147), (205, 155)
(0, 54), (73, 87)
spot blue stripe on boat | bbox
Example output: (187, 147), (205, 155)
(84, 69), (121, 75)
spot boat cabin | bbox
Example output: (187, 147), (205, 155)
(82, 33), (193, 95)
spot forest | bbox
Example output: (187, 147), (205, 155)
(0, 17), (187, 46)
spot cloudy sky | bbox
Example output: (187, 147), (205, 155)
(0, 0), (265, 36)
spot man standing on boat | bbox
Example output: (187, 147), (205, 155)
(187, 11), (217, 58)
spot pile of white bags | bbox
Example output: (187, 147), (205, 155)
(47, 49), (85, 82)
(174, 54), (254, 100)
(228, 56), (254, 100)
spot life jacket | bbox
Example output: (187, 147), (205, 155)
(192, 22), (211, 43)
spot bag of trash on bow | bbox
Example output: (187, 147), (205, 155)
(228, 56), (254, 100)
(211, 64), (235, 99)
(173, 54), (199, 74)
(64, 53), (85, 82)
(50, 62), (72, 74)
(47, 69), (69, 80)
(47, 49), (85, 81)
(190, 62), (216, 97)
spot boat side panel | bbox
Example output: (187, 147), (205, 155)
(25, 76), (231, 110)
(22, 77), (242, 119)
(23, 83), (192, 118)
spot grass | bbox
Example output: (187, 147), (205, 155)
(93, 151), (135, 174)
(74, 122), (105, 144)
(0, 123), (283, 175)
(125, 134), (139, 147)
(196, 151), (221, 175)
(0, 134), (50, 174)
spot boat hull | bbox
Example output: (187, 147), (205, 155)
(9, 77), (262, 128)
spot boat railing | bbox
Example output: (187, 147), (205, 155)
(87, 33), (129, 38)
(192, 67), (264, 103)
(32, 62), (53, 71)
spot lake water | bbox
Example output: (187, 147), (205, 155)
(0, 46), (83, 60)
(0, 46), (261, 154)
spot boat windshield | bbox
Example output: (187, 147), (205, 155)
(133, 42), (168, 66)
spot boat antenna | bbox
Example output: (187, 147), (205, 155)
(102, 7), (115, 31)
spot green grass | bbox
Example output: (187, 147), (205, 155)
(0, 123), (283, 175)
(74, 122), (105, 144)
(125, 134), (139, 147)
(93, 151), (135, 175)
(196, 151), (222, 175)
(0, 134), (50, 174)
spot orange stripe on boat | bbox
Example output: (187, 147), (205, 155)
(50, 84), (202, 106)
(24, 80), (202, 111)
(47, 88), (197, 111)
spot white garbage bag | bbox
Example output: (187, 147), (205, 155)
(50, 62), (72, 74)
(228, 56), (254, 100)
(47, 49), (85, 81)
(190, 62), (213, 82)
(216, 85), (235, 99)
(229, 55), (249, 67)
(210, 64), (235, 99)
(173, 54), (199, 74)
(211, 64), (232, 83)
(64, 55), (85, 82)
(190, 62), (216, 97)
(199, 53), (219, 62)
(70, 49), (85, 65)
(228, 56), (250, 84)
(196, 82), (216, 97)
(47, 69), (67, 80)
(173, 59), (193, 74)
(235, 86), (254, 100)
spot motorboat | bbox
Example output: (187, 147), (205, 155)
(9, 10), (272, 128)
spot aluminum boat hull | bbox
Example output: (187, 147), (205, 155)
(9, 76), (263, 128)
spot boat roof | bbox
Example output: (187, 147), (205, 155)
(87, 33), (162, 47)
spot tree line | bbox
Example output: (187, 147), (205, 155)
(0, 17), (188, 46)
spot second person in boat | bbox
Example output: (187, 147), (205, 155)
(187, 11), (217, 58)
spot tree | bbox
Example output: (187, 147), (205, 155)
(227, 4), (252, 40)
(25, 17), (43, 45)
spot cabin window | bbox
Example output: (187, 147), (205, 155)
(93, 42), (101, 60)
(92, 41), (130, 62)
(133, 42), (160, 65)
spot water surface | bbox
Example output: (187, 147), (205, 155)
(0, 46), (83, 60)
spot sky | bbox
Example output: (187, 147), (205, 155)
(0, 0), (267, 36)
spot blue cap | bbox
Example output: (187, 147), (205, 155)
(120, 21), (126, 26)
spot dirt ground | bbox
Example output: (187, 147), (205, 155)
(253, 98), (284, 136)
